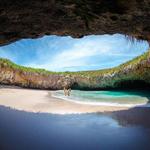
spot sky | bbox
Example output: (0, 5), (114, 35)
(0, 34), (149, 72)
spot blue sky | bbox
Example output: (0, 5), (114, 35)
(0, 34), (149, 72)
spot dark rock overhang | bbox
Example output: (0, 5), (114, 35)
(0, 0), (150, 46)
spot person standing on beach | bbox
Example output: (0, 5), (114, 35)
(59, 75), (73, 96)
(63, 77), (72, 96)
(63, 86), (71, 96)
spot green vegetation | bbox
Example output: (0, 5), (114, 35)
(0, 50), (149, 77)
(68, 50), (150, 77)
(119, 50), (149, 67)
(0, 58), (57, 75)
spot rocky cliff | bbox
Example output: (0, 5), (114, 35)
(0, 0), (150, 45)
(0, 50), (150, 90)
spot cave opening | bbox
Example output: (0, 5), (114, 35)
(114, 80), (150, 90)
(0, 34), (149, 72)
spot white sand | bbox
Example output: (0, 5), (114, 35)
(0, 87), (129, 114)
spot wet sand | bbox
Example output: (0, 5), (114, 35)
(0, 87), (129, 114)
(0, 86), (150, 150)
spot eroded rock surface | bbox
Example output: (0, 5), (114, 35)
(0, 0), (150, 45)
(0, 51), (150, 90)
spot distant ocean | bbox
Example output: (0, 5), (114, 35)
(53, 90), (150, 107)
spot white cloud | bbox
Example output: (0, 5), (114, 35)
(46, 39), (112, 71)
(0, 34), (148, 72)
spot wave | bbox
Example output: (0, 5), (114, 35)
(52, 91), (149, 108)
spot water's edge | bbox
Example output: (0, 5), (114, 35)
(52, 90), (150, 108)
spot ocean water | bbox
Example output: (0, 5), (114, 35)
(53, 90), (150, 107)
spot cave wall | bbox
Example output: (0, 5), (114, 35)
(0, 51), (150, 90)
(0, 0), (150, 45)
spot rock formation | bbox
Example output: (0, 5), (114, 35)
(0, 51), (150, 90)
(0, 0), (150, 46)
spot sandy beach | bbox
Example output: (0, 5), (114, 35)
(0, 86), (130, 114)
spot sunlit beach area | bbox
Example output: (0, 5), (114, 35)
(0, 85), (150, 114)
(0, 86), (129, 114)
(0, 86), (150, 150)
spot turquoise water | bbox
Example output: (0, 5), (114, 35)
(54, 90), (150, 107)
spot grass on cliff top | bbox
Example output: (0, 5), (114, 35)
(0, 50), (149, 76)
(80, 50), (150, 76)
(0, 58), (58, 75)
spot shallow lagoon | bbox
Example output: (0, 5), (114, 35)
(54, 90), (150, 107)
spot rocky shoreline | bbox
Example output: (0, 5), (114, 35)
(0, 51), (150, 90)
